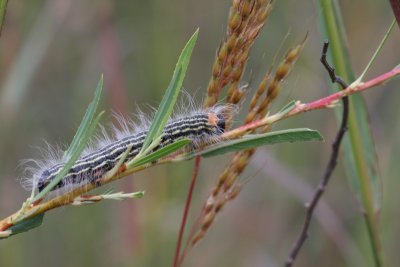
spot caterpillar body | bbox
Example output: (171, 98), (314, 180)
(22, 105), (232, 194)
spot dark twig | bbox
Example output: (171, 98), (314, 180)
(284, 40), (349, 267)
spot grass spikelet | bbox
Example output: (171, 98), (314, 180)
(204, 0), (274, 109)
(245, 68), (272, 123)
(186, 39), (305, 251)
(256, 41), (306, 121)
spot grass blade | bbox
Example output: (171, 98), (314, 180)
(33, 111), (104, 202)
(277, 100), (296, 115)
(128, 139), (191, 169)
(32, 76), (104, 202)
(140, 29), (199, 154)
(319, 1), (384, 266)
(0, 214), (45, 239)
(65, 75), (103, 158)
(354, 20), (396, 84)
(202, 129), (322, 157)
(177, 129), (323, 159)
(0, 0), (8, 36)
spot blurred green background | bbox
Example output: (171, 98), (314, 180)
(0, 0), (399, 266)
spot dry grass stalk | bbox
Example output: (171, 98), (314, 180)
(203, 0), (274, 109)
(189, 41), (305, 249)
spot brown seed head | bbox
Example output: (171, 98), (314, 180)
(231, 66), (243, 82)
(218, 44), (228, 62)
(266, 83), (280, 100)
(286, 45), (302, 62)
(229, 12), (242, 32)
(232, 0), (241, 10)
(191, 231), (205, 247)
(215, 198), (227, 213)
(223, 172), (237, 192)
(212, 61), (221, 78)
(223, 64), (233, 78)
(201, 212), (216, 231)
(227, 185), (242, 200)
(204, 197), (215, 214)
(257, 3), (273, 23)
(226, 33), (238, 51)
(241, 1), (253, 18)
(275, 63), (290, 81)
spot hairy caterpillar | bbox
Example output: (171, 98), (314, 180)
(21, 105), (233, 194)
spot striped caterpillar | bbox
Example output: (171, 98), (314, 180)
(22, 105), (233, 194)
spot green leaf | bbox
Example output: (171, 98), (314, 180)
(0, 0), (8, 35)
(319, 1), (382, 211)
(277, 100), (296, 115)
(103, 145), (133, 180)
(319, 1), (383, 266)
(140, 29), (199, 154)
(199, 128), (323, 158)
(128, 139), (191, 169)
(32, 76), (104, 202)
(5, 214), (44, 238)
(265, 100), (296, 123)
(355, 19), (396, 84)
(65, 75), (103, 158)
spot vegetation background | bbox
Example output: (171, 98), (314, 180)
(0, 0), (399, 266)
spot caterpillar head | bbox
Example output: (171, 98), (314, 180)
(208, 113), (226, 135)
(207, 104), (237, 135)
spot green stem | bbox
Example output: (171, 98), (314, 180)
(355, 19), (396, 84)
(346, 116), (382, 267)
(319, 0), (384, 266)
(0, 0), (8, 37)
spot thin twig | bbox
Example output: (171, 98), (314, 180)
(173, 156), (201, 267)
(284, 41), (349, 267)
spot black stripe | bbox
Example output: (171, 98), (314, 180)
(38, 113), (219, 191)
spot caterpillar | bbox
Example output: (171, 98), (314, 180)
(21, 105), (233, 194)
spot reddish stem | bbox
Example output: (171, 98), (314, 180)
(173, 156), (201, 267)
(291, 66), (400, 114)
(224, 66), (400, 136)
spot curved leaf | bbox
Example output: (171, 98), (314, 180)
(140, 29), (199, 153)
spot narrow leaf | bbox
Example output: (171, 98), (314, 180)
(277, 100), (296, 115)
(32, 76), (104, 201)
(355, 19), (396, 84)
(128, 139), (191, 169)
(103, 145), (132, 180)
(140, 29), (199, 153)
(265, 100), (297, 123)
(65, 75), (103, 158)
(200, 128), (323, 158)
(32, 110), (104, 202)
(319, 1), (383, 265)
(0, 0), (8, 36)
(5, 214), (44, 238)
(319, 0), (382, 211)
